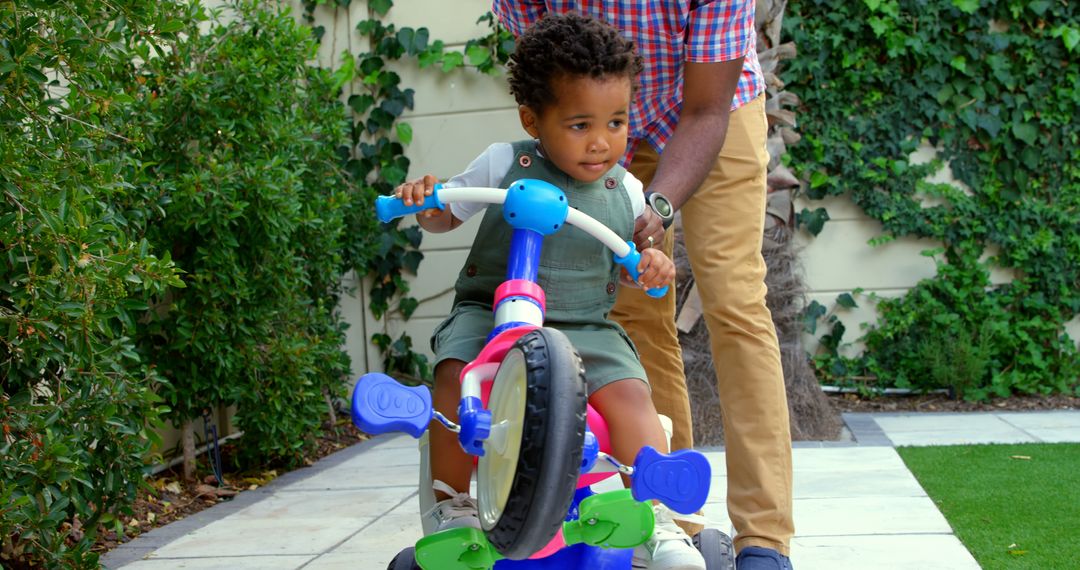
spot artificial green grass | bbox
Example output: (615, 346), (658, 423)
(897, 443), (1080, 569)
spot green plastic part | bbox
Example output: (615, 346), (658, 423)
(414, 527), (504, 570)
(561, 489), (655, 549)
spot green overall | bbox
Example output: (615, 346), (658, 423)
(431, 140), (647, 392)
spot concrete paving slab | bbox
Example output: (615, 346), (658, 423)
(791, 534), (980, 569)
(327, 508), (423, 555)
(108, 413), (1080, 569)
(875, 413), (1037, 446)
(792, 468), (925, 499)
(230, 487), (415, 520)
(789, 496), (953, 536)
(147, 516), (378, 558)
(1023, 427), (1080, 442)
(119, 555), (314, 569)
(287, 461), (423, 490)
(791, 446), (909, 472)
(997, 411), (1080, 430)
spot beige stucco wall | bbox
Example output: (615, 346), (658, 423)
(297, 1), (1080, 379)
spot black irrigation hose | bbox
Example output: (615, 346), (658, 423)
(202, 409), (224, 486)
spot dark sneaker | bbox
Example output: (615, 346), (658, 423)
(736, 546), (793, 570)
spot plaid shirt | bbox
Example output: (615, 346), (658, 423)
(492, 0), (764, 162)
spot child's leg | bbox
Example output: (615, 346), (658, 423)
(588, 378), (668, 482)
(430, 358), (472, 499)
(591, 378), (706, 570)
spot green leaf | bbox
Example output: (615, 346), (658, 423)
(396, 122), (413, 145)
(803, 300), (827, 334)
(348, 94), (375, 114)
(369, 0), (393, 16)
(796, 207), (830, 236)
(157, 20), (184, 33)
(1011, 122), (1038, 145)
(465, 44), (491, 67)
(836, 293), (858, 309)
(949, 56), (967, 74)
(399, 297), (419, 318)
(441, 51), (464, 72)
(810, 170), (830, 189)
(1058, 27), (1080, 53)
(23, 66), (48, 83)
(951, 0), (979, 14)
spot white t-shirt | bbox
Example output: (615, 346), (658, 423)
(442, 142), (645, 222)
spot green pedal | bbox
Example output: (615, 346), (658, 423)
(415, 527), (503, 570)
(562, 489), (655, 549)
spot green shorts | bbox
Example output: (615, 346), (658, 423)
(431, 303), (648, 394)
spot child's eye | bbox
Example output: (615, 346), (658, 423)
(570, 122), (588, 131)
(608, 120), (625, 129)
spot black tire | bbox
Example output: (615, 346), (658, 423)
(387, 546), (421, 570)
(695, 528), (736, 570)
(479, 327), (587, 559)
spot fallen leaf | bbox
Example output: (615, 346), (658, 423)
(1010, 455), (1031, 460)
(165, 481), (182, 494)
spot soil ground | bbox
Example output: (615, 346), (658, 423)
(828, 392), (1080, 414)
(91, 419), (368, 556)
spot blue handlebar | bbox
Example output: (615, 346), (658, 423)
(375, 184), (445, 223)
(613, 242), (669, 299)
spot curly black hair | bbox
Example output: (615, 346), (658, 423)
(507, 12), (644, 112)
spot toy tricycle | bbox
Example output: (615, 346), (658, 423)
(351, 179), (735, 570)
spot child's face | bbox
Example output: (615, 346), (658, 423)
(519, 75), (631, 183)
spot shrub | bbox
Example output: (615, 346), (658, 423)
(788, 0), (1080, 398)
(131, 1), (376, 467)
(0, 1), (186, 566)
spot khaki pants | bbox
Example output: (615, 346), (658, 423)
(610, 95), (794, 555)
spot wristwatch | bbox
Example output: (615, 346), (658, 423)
(644, 191), (675, 230)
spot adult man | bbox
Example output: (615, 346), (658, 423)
(492, 2), (794, 570)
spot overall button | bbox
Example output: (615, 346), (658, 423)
(466, 264), (478, 277)
(606, 282), (616, 295)
(604, 177), (617, 189)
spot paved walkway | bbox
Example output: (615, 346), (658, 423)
(101, 410), (1080, 570)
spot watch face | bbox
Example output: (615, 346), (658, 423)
(650, 194), (673, 219)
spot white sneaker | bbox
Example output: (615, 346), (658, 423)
(423, 480), (480, 533)
(632, 504), (706, 570)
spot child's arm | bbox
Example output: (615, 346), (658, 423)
(394, 174), (463, 233)
(632, 248), (676, 291)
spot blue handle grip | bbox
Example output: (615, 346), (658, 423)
(613, 242), (669, 299)
(375, 184), (444, 223)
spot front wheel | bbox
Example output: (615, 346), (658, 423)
(477, 327), (587, 560)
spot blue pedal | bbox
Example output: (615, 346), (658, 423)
(351, 373), (433, 438)
(630, 446), (711, 515)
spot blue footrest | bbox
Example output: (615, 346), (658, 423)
(351, 373), (433, 438)
(630, 446), (711, 515)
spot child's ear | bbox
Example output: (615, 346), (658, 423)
(518, 105), (540, 139)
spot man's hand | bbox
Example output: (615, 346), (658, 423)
(632, 205), (666, 252)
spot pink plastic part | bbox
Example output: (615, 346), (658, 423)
(577, 404), (615, 487)
(494, 279), (546, 313)
(459, 324), (618, 559)
(529, 527), (566, 559)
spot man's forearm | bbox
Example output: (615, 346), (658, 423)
(647, 58), (743, 211)
(649, 110), (731, 211)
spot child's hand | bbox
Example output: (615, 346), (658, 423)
(632, 248), (675, 291)
(394, 174), (441, 218)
